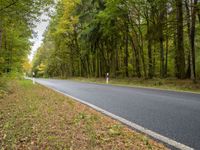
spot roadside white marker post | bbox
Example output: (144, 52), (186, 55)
(106, 73), (109, 84)
(32, 72), (35, 84)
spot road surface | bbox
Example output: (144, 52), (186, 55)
(36, 79), (200, 149)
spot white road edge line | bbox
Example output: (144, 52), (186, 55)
(35, 80), (194, 150)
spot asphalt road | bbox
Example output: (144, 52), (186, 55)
(36, 79), (200, 149)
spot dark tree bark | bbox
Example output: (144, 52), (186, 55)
(147, 18), (153, 79)
(165, 33), (169, 77)
(115, 42), (119, 77)
(164, 8), (169, 77)
(124, 22), (129, 77)
(131, 36), (141, 78)
(175, 0), (185, 79)
(70, 47), (75, 76)
(190, 0), (198, 81)
(198, 9), (200, 23)
(184, 0), (192, 78)
(158, 17), (165, 78)
(184, 0), (197, 81)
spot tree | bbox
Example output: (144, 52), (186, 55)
(32, 0), (200, 80)
(0, 0), (53, 75)
(175, 0), (186, 79)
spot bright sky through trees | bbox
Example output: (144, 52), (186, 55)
(28, 13), (50, 61)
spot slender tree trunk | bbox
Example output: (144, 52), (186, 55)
(165, 33), (169, 77)
(198, 10), (200, 23)
(73, 26), (83, 77)
(131, 36), (141, 78)
(147, 19), (153, 79)
(185, 0), (192, 78)
(99, 54), (102, 77)
(70, 48), (75, 76)
(153, 42), (156, 76)
(159, 31), (165, 78)
(138, 27), (147, 78)
(96, 49), (99, 77)
(175, 0), (185, 79)
(92, 54), (95, 77)
(165, 9), (169, 77)
(124, 23), (129, 77)
(86, 54), (90, 77)
(159, 11), (165, 78)
(159, 0), (168, 78)
(115, 43), (119, 77)
(190, 0), (197, 82)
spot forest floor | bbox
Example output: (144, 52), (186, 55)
(0, 80), (168, 150)
(70, 77), (200, 93)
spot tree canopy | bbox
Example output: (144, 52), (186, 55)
(5, 0), (200, 80)
(0, 0), (53, 76)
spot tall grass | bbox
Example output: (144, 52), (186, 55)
(0, 71), (23, 98)
(0, 76), (8, 98)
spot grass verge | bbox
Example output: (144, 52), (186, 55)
(0, 77), (10, 98)
(0, 80), (168, 149)
(70, 77), (200, 93)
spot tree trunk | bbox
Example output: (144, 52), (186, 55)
(159, 32), (165, 78)
(184, 0), (192, 78)
(96, 49), (100, 77)
(138, 28), (147, 78)
(159, 9), (165, 78)
(198, 9), (200, 23)
(165, 33), (169, 77)
(70, 47), (75, 76)
(175, 0), (185, 79)
(147, 19), (153, 79)
(131, 36), (141, 78)
(115, 44), (119, 77)
(124, 23), (129, 77)
(190, 0), (197, 82)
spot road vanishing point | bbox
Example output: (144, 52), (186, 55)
(35, 79), (200, 150)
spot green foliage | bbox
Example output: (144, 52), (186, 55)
(0, 0), (53, 76)
(32, 0), (200, 80)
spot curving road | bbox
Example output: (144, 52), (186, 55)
(35, 78), (200, 150)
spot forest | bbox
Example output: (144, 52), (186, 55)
(0, 0), (52, 78)
(32, 0), (200, 81)
(1, 1), (200, 149)
(1, 0), (200, 81)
